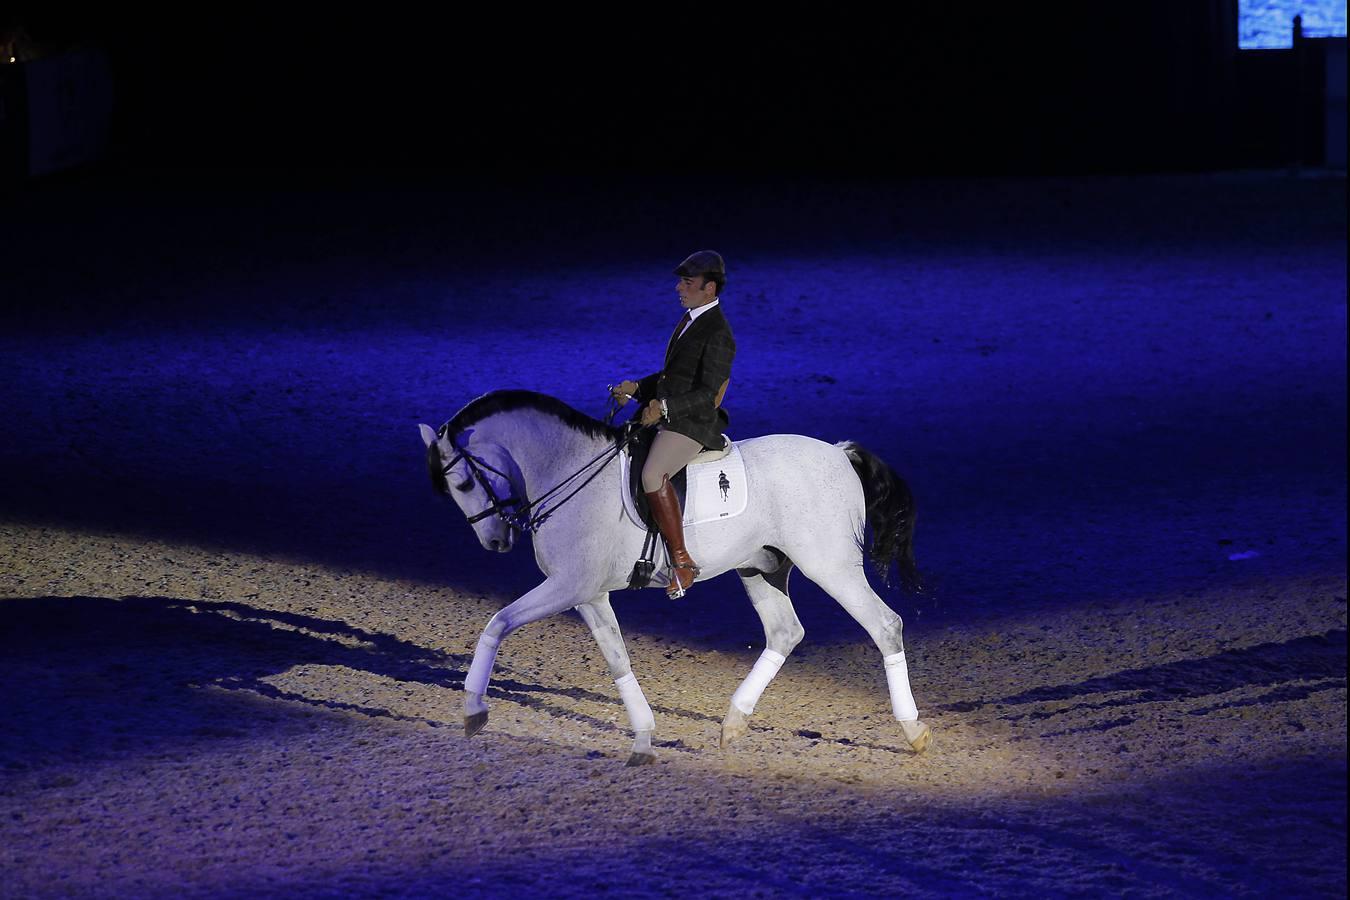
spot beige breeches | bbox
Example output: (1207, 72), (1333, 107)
(641, 427), (705, 493)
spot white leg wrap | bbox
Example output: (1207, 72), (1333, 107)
(614, 672), (655, 733)
(465, 632), (501, 698)
(884, 651), (919, 721)
(731, 649), (786, 715)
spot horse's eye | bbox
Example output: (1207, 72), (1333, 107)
(455, 480), (473, 492)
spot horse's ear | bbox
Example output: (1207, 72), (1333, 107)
(418, 424), (438, 448)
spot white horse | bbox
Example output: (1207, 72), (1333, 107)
(418, 390), (931, 765)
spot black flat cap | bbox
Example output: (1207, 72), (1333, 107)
(674, 250), (725, 278)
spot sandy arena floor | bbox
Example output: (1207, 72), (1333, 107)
(0, 171), (1344, 897)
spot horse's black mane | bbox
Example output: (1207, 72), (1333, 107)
(444, 390), (621, 443)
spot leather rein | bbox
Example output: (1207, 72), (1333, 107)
(436, 411), (642, 535)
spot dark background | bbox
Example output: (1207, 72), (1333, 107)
(9, 2), (1334, 177)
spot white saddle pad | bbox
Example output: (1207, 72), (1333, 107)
(620, 438), (749, 531)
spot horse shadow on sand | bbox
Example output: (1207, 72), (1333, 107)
(0, 595), (722, 774)
(938, 627), (1347, 737)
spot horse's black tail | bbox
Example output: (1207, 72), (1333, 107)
(839, 441), (923, 594)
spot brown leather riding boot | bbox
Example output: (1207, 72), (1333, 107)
(646, 474), (701, 599)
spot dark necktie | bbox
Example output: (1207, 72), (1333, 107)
(665, 311), (692, 360)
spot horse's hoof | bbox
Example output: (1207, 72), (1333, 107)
(625, 750), (657, 767)
(902, 720), (932, 754)
(465, 710), (488, 738)
(720, 705), (751, 748)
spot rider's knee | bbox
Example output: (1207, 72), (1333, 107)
(641, 468), (672, 493)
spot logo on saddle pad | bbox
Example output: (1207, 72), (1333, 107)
(620, 440), (748, 530)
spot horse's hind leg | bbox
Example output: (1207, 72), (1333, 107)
(576, 594), (657, 767)
(798, 564), (931, 753)
(724, 551), (804, 748)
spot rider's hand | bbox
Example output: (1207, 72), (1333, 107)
(639, 400), (662, 426)
(610, 380), (639, 404)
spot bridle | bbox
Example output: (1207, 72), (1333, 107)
(436, 424), (526, 526)
(433, 419), (641, 535)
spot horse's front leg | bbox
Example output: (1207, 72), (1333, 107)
(576, 594), (657, 767)
(464, 577), (588, 737)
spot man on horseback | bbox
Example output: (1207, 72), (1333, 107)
(611, 250), (736, 599)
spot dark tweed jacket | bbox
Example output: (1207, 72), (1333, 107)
(635, 303), (736, 450)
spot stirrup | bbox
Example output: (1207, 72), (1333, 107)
(666, 562), (699, 598)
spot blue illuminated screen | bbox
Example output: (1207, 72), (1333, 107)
(1240, 0), (1347, 48)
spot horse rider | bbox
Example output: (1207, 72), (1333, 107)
(611, 250), (736, 598)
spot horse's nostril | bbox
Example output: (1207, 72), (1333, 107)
(489, 539), (502, 551)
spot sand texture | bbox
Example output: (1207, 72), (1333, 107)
(1, 172), (1344, 897)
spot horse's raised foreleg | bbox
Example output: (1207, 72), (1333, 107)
(576, 594), (657, 766)
(800, 565), (931, 753)
(463, 577), (588, 738)
(724, 556), (804, 747)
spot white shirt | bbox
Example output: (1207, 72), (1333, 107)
(676, 297), (720, 341)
